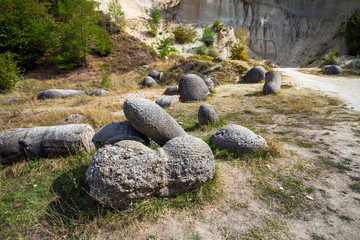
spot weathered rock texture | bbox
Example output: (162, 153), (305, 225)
(178, 74), (209, 102)
(86, 135), (215, 210)
(155, 96), (178, 108)
(263, 71), (281, 95)
(0, 124), (95, 164)
(92, 121), (149, 149)
(243, 66), (266, 83)
(91, 88), (109, 96)
(176, 0), (360, 66)
(123, 98), (186, 146)
(211, 124), (267, 154)
(323, 65), (342, 75)
(37, 89), (87, 99)
(198, 104), (218, 125)
(148, 71), (163, 80)
(203, 78), (215, 92)
(142, 76), (157, 88)
(164, 86), (179, 95)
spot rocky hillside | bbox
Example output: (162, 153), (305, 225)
(97, 0), (360, 66)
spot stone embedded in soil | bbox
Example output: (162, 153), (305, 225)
(210, 124), (268, 154)
(148, 71), (163, 80)
(178, 74), (209, 102)
(198, 104), (218, 125)
(164, 86), (179, 95)
(243, 66), (266, 83)
(142, 76), (157, 88)
(155, 96), (178, 108)
(263, 71), (281, 95)
(37, 89), (87, 99)
(323, 65), (342, 75)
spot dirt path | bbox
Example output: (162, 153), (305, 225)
(277, 68), (360, 112)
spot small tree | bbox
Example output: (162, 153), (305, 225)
(174, 24), (195, 44)
(0, 52), (22, 93)
(201, 25), (215, 46)
(323, 50), (338, 65)
(212, 19), (224, 33)
(157, 37), (178, 60)
(108, 0), (126, 33)
(148, 7), (161, 37)
(230, 27), (249, 61)
(346, 10), (360, 56)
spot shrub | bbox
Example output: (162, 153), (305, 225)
(147, 7), (161, 37)
(351, 56), (360, 69)
(346, 10), (360, 56)
(207, 47), (219, 58)
(0, 52), (22, 93)
(201, 25), (215, 46)
(307, 56), (321, 65)
(195, 45), (209, 55)
(174, 24), (195, 44)
(157, 37), (178, 60)
(108, 0), (126, 33)
(212, 19), (224, 33)
(230, 27), (249, 60)
(323, 50), (338, 65)
(101, 73), (111, 88)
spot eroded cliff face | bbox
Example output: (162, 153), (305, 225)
(177, 0), (360, 65)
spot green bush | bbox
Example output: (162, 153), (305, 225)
(0, 52), (22, 93)
(0, 0), (56, 69)
(195, 45), (209, 55)
(307, 56), (321, 65)
(323, 50), (338, 65)
(201, 25), (215, 46)
(207, 47), (219, 58)
(212, 19), (224, 33)
(174, 24), (195, 44)
(346, 10), (360, 56)
(108, 0), (126, 33)
(230, 28), (249, 61)
(157, 37), (178, 60)
(101, 73), (111, 88)
(147, 7), (161, 37)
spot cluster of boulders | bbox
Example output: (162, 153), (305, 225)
(241, 66), (282, 95)
(86, 98), (216, 210)
(142, 71), (162, 88)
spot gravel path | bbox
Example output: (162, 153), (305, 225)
(277, 68), (360, 112)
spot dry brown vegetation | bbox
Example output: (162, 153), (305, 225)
(1, 52), (360, 239)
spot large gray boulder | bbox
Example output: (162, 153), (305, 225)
(178, 74), (209, 102)
(203, 78), (215, 92)
(123, 98), (186, 146)
(0, 124), (95, 164)
(155, 96), (178, 108)
(198, 104), (218, 125)
(211, 124), (268, 154)
(164, 86), (178, 95)
(263, 71), (281, 95)
(92, 121), (149, 149)
(86, 135), (215, 210)
(37, 89), (87, 100)
(323, 65), (342, 75)
(243, 66), (266, 83)
(148, 71), (163, 80)
(142, 76), (157, 88)
(0, 128), (29, 164)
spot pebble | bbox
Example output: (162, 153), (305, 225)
(306, 195), (314, 200)
(265, 165), (271, 169)
(279, 187), (284, 191)
(33, 184), (38, 188)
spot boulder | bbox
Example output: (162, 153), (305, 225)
(155, 96), (178, 108)
(90, 88), (109, 96)
(0, 128), (29, 164)
(123, 98), (186, 146)
(86, 135), (215, 210)
(178, 74), (209, 102)
(142, 76), (157, 88)
(323, 65), (342, 75)
(263, 71), (281, 95)
(243, 66), (266, 83)
(92, 121), (149, 149)
(203, 78), (215, 92)
(210, 124), (268, 154)
(164, 86), (179, 95)
(60, 114), (85, 124)
(37, 89), (87, 100)
(148, 71), (163, 80)
(0, 124), (95, 164)
(198, 104), (218, 125)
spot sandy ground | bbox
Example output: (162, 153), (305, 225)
(277, 68), (360, 112)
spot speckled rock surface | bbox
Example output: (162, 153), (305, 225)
(92, 121), (149, 149)
(211, 124), (268, 154)
(243, 66), (266, 83)
(142, 76), (157, 88)
(164, 86), (179, 95)
(0, 128), (29, 164)
(178, 74), (209, 102)
(90, 88), (109, 96)
(155, 96), (178, 108)
(123, 98), (186, 146)
(323, 65), (342, 75)
(198, 104), (218, 125)
(203, 78), (215, 92)
(86, 135), (215, 210)
(263, 71), (281, 95)
(37, 89), (87, 99)
(148, 71), (163, 80)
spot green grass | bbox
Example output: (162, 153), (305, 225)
(321, 158), (351, 172)
(350, 181), (360, 193)
(274, 130), (292, 135)
(312, 232), (325, 240)
(297, 141), (314, 148)
(245, 217), (292, 239)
